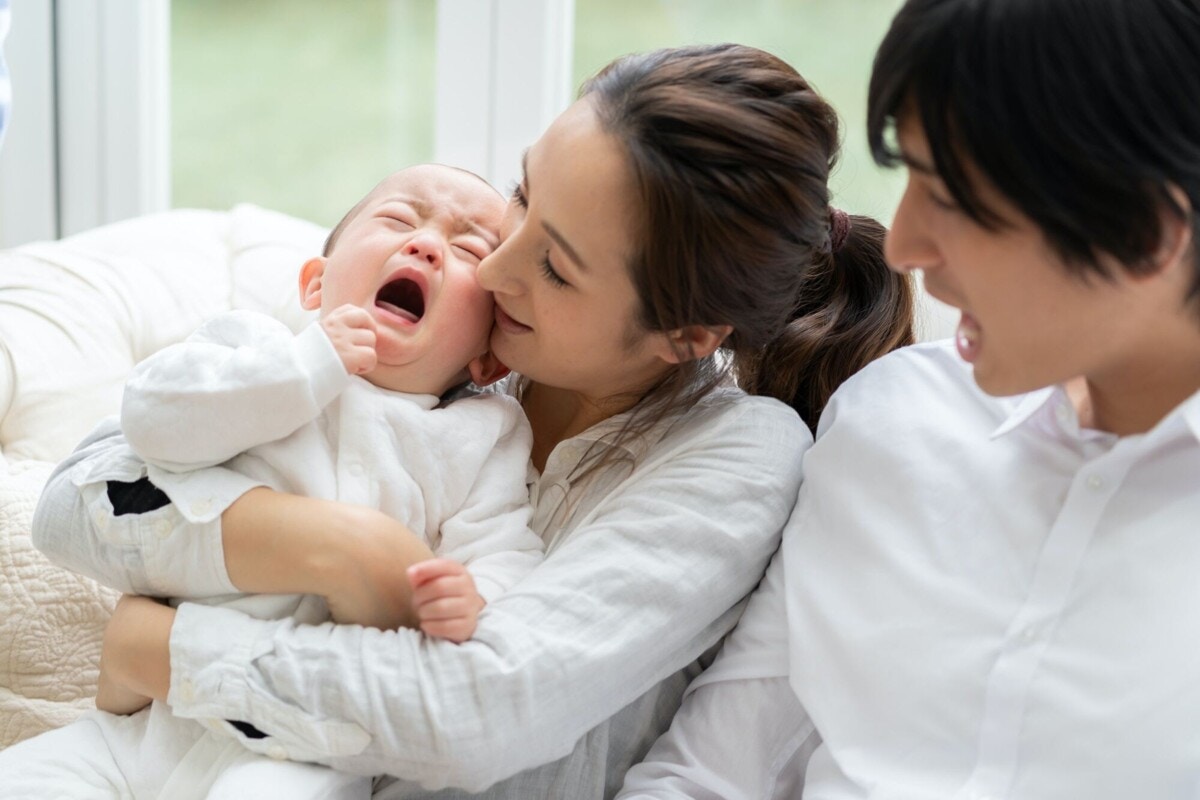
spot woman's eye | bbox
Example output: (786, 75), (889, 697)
(540, 255), (568, 288)
(510, 182), (529, 209)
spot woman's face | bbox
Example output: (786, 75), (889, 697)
(477, 97), (674, 403)
(885, 116), (1175, 398)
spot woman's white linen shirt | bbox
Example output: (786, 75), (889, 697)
(621, 340), (1200, 800)
(147, 380), (810, 796)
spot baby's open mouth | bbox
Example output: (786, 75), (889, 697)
(376, 278), (425, 323)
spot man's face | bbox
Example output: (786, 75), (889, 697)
(884, 116), (1174, 398)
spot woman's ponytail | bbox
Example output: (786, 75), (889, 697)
(737, 213), (914, 432)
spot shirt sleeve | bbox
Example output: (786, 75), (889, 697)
(121, 310), (349, 472)
(166, 397), (810, 791)
(435, 395), (544, 603)
(616, 546), (818, 799)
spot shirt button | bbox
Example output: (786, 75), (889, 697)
(178, 679), (195, 704)
(1086, 474), (1104, 490)
(348, 462), (365, 477)
(1020, 624), (1042, 643)
(190, 499), (212, 516)
(268, 744), (288, 760)
(154, 519), (172, 538)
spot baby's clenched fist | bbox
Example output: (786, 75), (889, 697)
(321, 304), (378, 376)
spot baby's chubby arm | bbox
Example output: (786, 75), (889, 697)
(121, 309), (352, 471)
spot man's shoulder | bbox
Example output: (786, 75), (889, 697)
(816, 340), (996, 438)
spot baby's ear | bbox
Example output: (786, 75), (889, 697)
(298, 257), (327, 311)
(468, 350), (511, 387)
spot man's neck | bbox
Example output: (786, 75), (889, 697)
(1071, 327), (1200, 436)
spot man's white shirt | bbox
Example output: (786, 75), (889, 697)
(621, 340), (1200, 800)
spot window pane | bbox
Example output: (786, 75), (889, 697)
(572, 0), (907, 222)
(171, 0), (435, 227)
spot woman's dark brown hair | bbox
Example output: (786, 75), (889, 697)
(582, 43), (914, 434)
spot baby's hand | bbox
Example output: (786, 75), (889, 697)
(407, 558), (485, 643)
(321, 304), (377, 376)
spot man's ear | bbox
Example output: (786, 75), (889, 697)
(298, 257), (327, 311)
(1152, 184), (1195, 276)
(467, 350), (511, 387)
(655, 324), (733, 364)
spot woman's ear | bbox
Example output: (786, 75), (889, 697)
(468, 350), (511, 387)
(298, 257), (328, 311)
(656, 324), (733, 364)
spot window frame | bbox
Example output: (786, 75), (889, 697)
(0, 0), (573, 247)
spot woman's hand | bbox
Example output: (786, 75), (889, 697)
(318, 505), (437, 631)
(221, 488), (436, 631)
(96, 662), (152, 716)
(97, 595), (175, 712)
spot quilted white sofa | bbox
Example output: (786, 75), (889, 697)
(0, 205), (327, 749)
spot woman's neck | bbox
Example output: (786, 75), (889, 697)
(522, 382), (639, 472)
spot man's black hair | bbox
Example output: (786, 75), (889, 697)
(868, 0), (1200, 307)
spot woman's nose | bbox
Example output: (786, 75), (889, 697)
(477, 236), (523, 295)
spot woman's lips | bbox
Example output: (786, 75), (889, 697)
(956, 312), (981, 363)
(494, 303), (532, 334)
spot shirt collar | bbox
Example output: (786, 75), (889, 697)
(1175, 387), (1200, 444)
(990, 383), (1200, 445)
(989, 386), (1058, 440)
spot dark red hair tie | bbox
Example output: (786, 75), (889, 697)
(829, 207), (851, 253)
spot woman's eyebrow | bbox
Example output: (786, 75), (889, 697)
(522, 150), (591, 273)
(543, 222), (589, 273)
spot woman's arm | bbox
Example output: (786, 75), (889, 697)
(154, 395), (810, 790)
(616, 548), (817, 799)
(221, 487), (435, 630)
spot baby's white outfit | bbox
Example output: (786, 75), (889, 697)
(11, 310), (543, 800)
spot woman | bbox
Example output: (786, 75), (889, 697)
(620, 1), (1200, 798)
(14, 44), (913, 797)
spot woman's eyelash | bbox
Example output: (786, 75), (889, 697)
(540, 256), (567, 288)
(510, 182), (529, 208)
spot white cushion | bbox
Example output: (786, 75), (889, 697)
(0, 205), (325, 463)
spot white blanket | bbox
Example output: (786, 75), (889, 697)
(0, 458), (117, 748)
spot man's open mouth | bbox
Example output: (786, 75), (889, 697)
(375, 278), (425, 324)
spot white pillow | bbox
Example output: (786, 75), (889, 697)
(0, 205), (327, 464)
(227, 202), (325, 334)
(0, 210), (231, 462)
